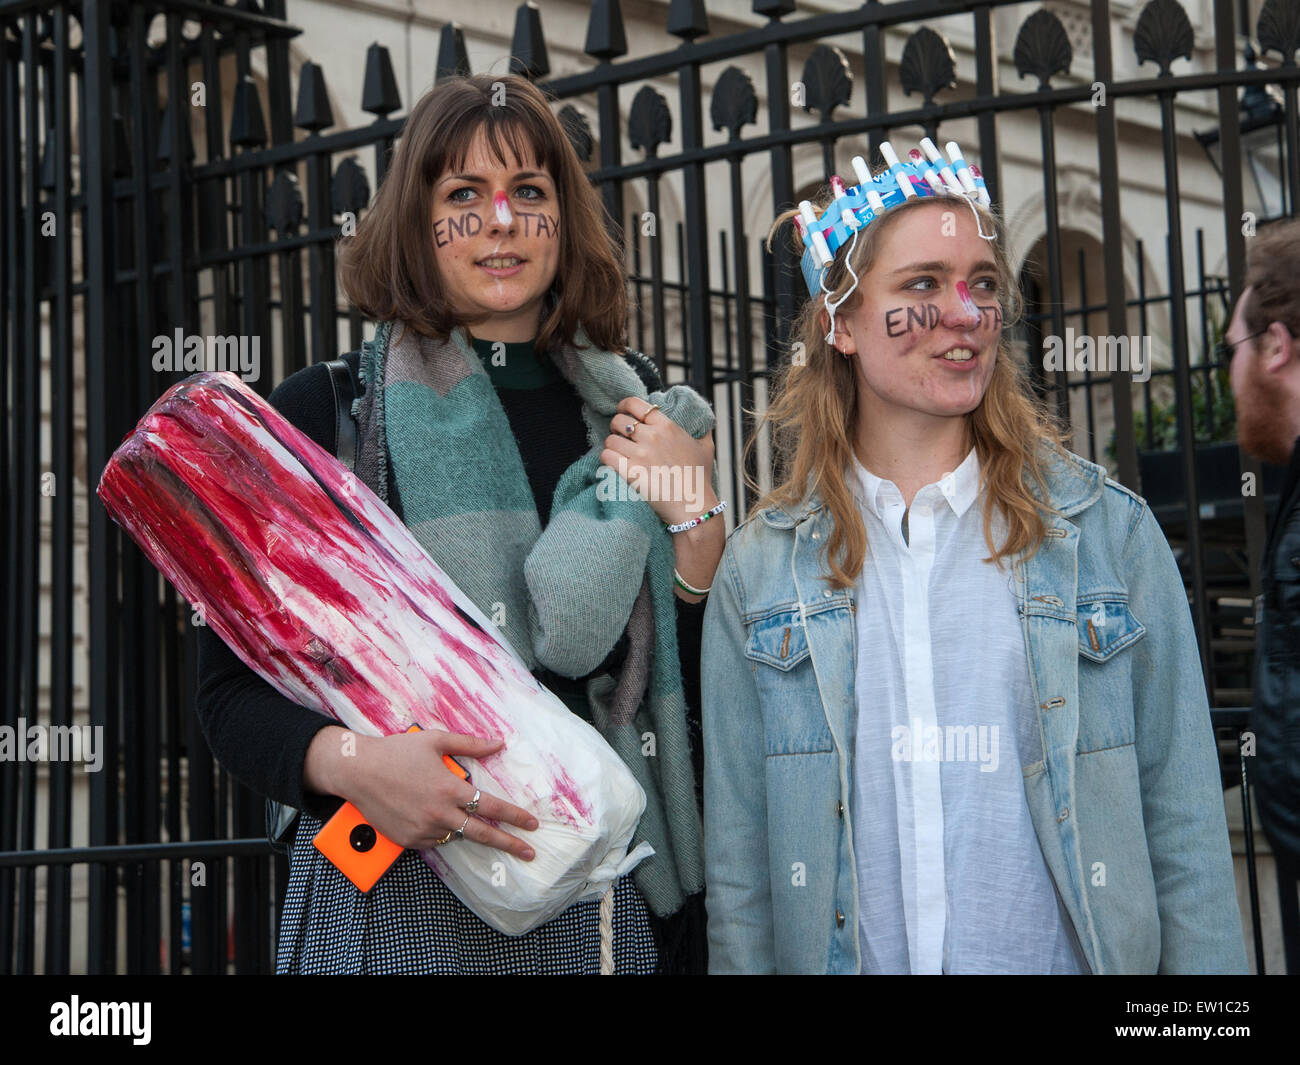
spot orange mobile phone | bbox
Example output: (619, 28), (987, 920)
(442, 753), (471, 782)
(313, 723), (426, 893)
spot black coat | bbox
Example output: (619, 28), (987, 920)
(1252, 434), (1300, 868)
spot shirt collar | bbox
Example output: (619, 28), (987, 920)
(851, 446), (981, 520)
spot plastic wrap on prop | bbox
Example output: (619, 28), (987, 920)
(96, 370), (651, 936)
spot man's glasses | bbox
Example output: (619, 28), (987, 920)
(1214, 328), (1270, 365)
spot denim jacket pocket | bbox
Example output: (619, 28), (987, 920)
(744, 609), (811, 671)
(1076, 598), (1146, 662)
(1076, 597), (1144, 752)
(743, 606), (835, 755)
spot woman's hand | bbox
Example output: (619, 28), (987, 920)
(600, 397), (726, 602)
(601, 397), (718, 529)
(305, 725), (539, 859)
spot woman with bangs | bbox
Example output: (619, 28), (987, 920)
(701, 148), (1245, 974)
(195, 74), (721, 974)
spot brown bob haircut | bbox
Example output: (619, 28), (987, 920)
(338, 74), (627, 354)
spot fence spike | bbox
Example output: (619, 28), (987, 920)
(40, 139), (57, 191)
(585, 0), (628, 61)
(112, 112), (132, 177)
(295, 61), (335, 132)
(510, 2), (550, 80)
(229, 75), (268, 149)
(158, 97), (197, 162)
(667, 0), (709, 40)
(436, 23), (472, 81)
(362, 42), (402, 116)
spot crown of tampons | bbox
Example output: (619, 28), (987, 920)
(795, 137), (991, 298)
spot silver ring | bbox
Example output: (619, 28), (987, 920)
(454, 814), (472, 841)
(463, 789), (481, 814)
(623, 421), (638, 437)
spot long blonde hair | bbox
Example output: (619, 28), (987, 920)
(749, 193), (1071, 589)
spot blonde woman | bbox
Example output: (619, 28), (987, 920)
(701, 144), (1245, 974)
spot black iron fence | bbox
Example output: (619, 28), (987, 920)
(2, 0), (1297, 973)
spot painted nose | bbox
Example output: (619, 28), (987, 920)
(939, 279), (982, 329)
(490, 191), (515, 230)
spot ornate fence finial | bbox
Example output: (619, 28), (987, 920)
(266, 170), (303, 233)
(1014, 8), (1073, 91)
(229, 75), (267, 150)
(295, 61), (334, 132)
(436, 23), (472, 82)
(753, 0), (796, 20)
(1258, 0), (1300, 66)
(557, 104), (594, 160)
(629, 85), (673, 157)
(1134, 0), (1194, 77)
(510, 2), (550, 80)
(332, 157), (372, 218)
(363, 42), (402, 116)
(711, 66), (758, 140)
(802, 44), (852, 121)
(899, 27), (957, 107)
(158, 98), (196, 165)
(667, 0), (709, 41)
(585, 0), (628, 61)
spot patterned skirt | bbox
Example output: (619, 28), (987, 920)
(274, 812), (659, 974)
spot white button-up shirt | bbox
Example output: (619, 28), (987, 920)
(849, 447), (1087, 974)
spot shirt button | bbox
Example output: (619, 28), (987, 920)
(1057, 807), (1070, 823)
(836, 800), (844, 817)
(835, 909), (845, 929)
(811, 531), (821, 540)
(824, 590), (832, 598)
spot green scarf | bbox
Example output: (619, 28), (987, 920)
(351, 320), (711, 918)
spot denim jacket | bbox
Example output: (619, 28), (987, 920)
(701, 444), (1247, 974)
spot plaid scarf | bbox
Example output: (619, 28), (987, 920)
(351, 320), (709, 918)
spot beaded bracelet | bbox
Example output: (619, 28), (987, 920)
(673, 568), (712, 596)
(665, 500), (727, 535)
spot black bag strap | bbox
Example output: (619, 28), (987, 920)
(324, 356), (359, 471)
(266, 353), (362, 850)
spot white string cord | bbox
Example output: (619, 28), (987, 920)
(964, 193), (998, 240)
(599, 881), (615, 975)
(820, 223), (862, 344)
